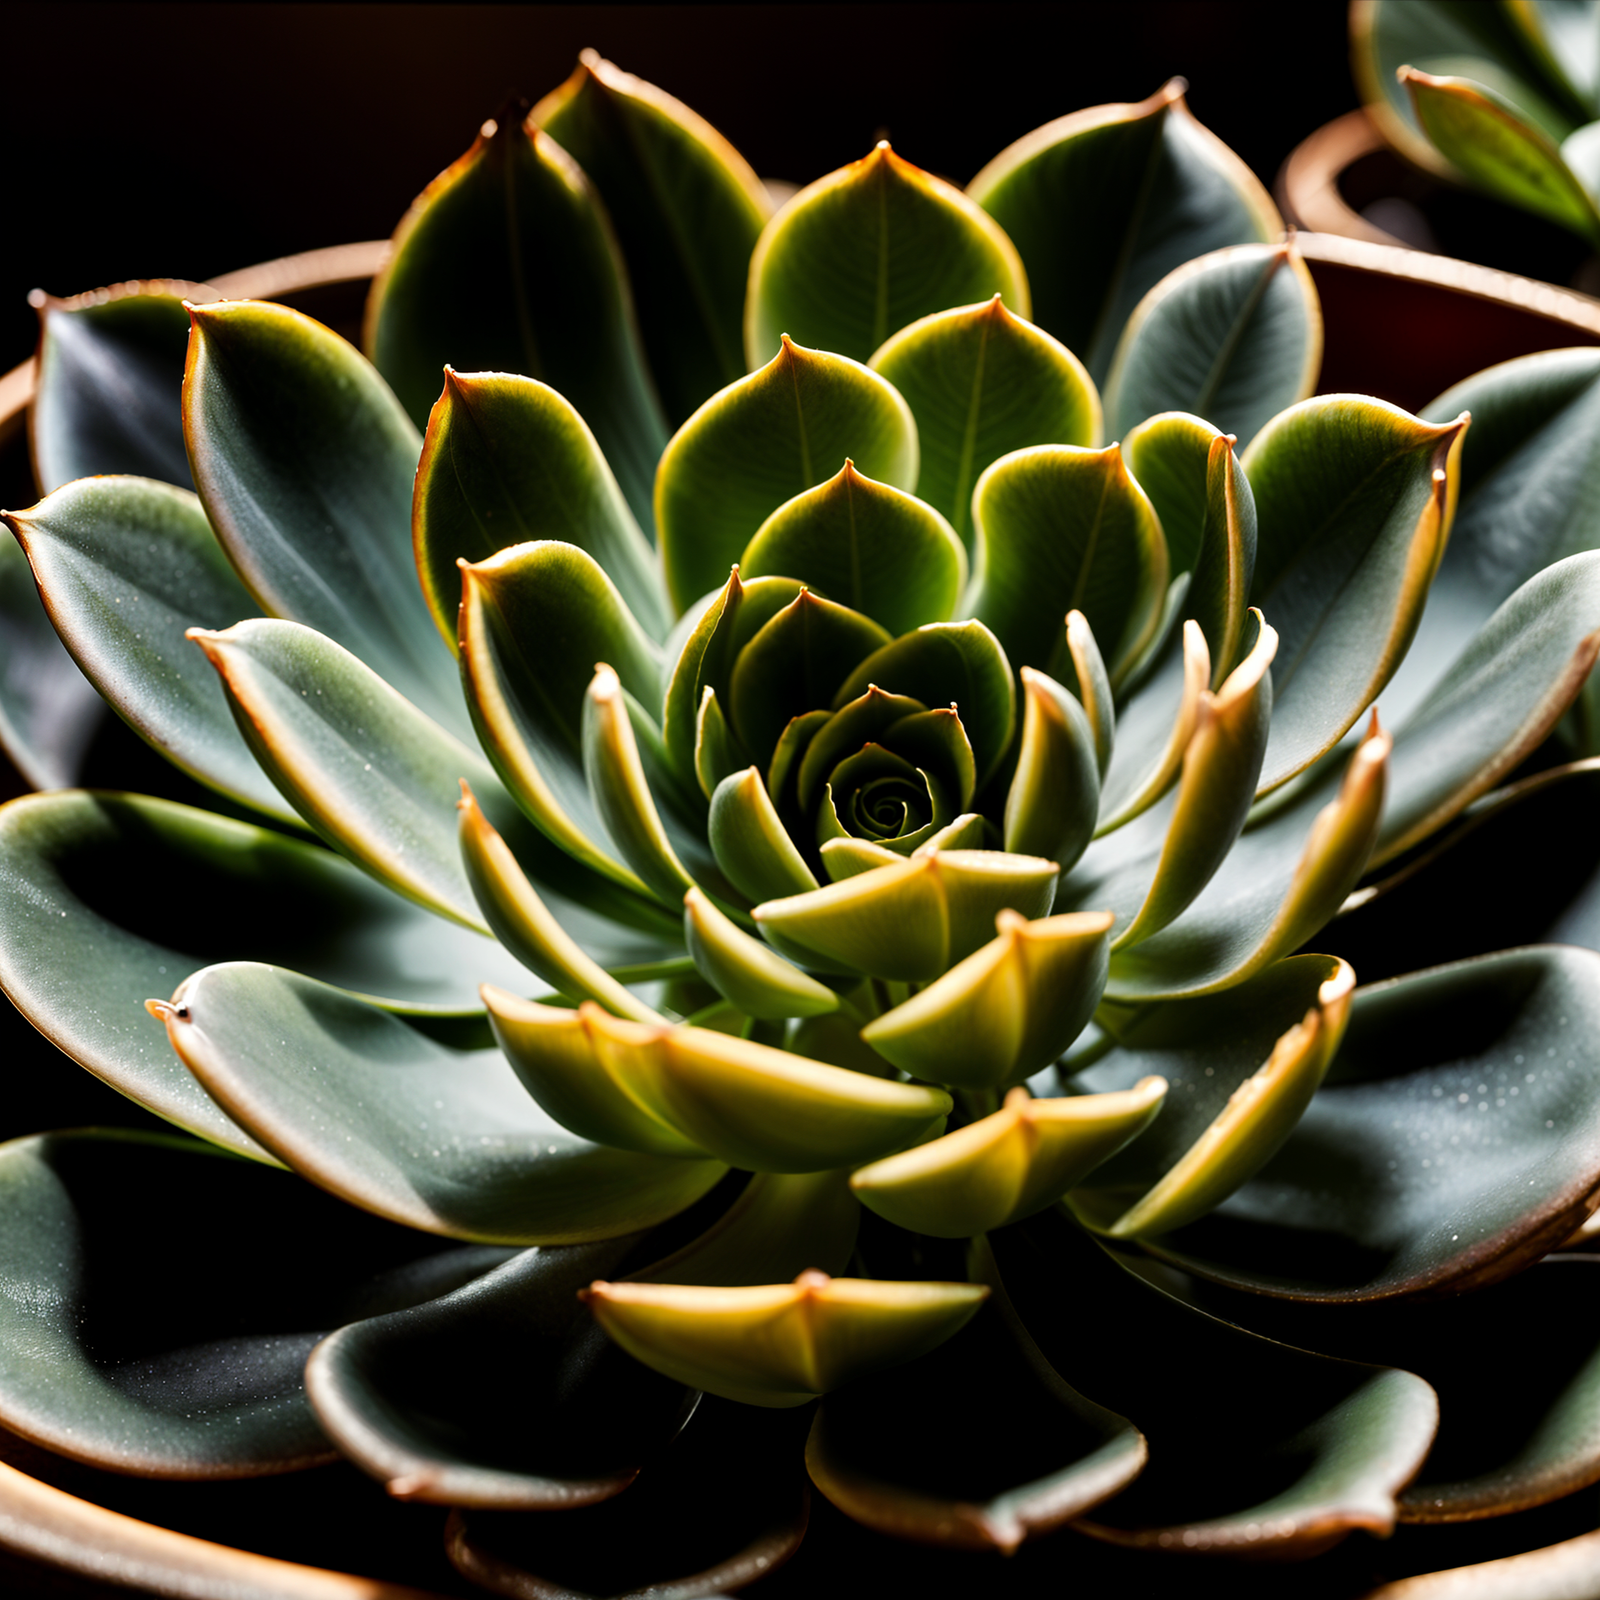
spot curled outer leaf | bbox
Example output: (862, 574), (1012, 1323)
(581, 1271), (988, 1407)
(1065, 610), (1115, 777)
(1094, 960), (1356, 1239)
(531, 50), (773, 426)
(969, 81), (1279, 381)
(1003, 667), (1101, 870)
(458, 541), (660, 896)
(851, 1079), (1167, 1238)
(583, 665), (696, 906)
(683, 886), (840, 1021)
(708, 767), (819, 904)
(1242, 397), (1467, 792)
(745, 142), (1029, 368)
(861, 910), (1113, 1090)
(738, 461), (967, 635)
(1401, 67), (1600, 243)
(458, 782), (659, 1023)
(655, 337), (918, 614)
(1103, 242), (1322, 449)
(754, 850), (1060, 983)
(694, 686), (741, 798)
(967, 444), (1169, 691)
(869, 296), (1100, 546)
(413, 370), (668, 649)
(364, 110), (667, 533)
(484, 994), (951, 1174)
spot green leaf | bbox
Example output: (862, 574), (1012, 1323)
(654, 337), (918, 614)
(707, 767), (819, 904)
(1373, 551), (1600, 868)
(727, 589), (892, 768)
(1242, 396), (1465, 792)
(1402, 67), (1600, 242)
(969, 82), (1280, 382)
(4, 478), (297, 823)
(365, 112), (668, 534)
(794, 687), (926, 811)
(484, 991), (950, 1173)
(693, 685), (741, 798)
(459, 541), (661, 895)
(1002, 668), (1101, 869)
(0, 533), (102, 788)
(413, 371), (669, 649)
(158, 962), (726, 1243)
(861, 909), (1113, 1092)
(833, 621), (1016, 790)
(304, 1235), (683, 1510)
(967, 444), (1168, 691)
(184, 301), (473, 741)
(1140, 946), (1600, 1299)
(990, 1211), (1437, 1555)
(755, 850), (1059, 982)
(0, 1129), (510, 1478)
(458, 785), (659, 1023)
(1064, 609), (1115, 776)
(683, 886), (839, 1020)
(869, 296), (1100, 548)
(852, 1077), (1162, 1238)
(1104, 243), (1322, 449)
(745, 142), (1029, 367)
(1069, 956), (1354, 1238)
(193, 618), (674, 951)
(30, 288), (194, 493)
(531, 51), (773, 425)
(0, 791), (539, 1156)
(1061, 620), (1276, 950)
(806, 1258), (1145, 1552)
(738, 462), (966, 635)
(583, 1272), (986, 1407)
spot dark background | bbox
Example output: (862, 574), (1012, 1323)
(1, 1), (1358, 372)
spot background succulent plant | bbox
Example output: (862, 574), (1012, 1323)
(7, 43), (1600, 1599)
(1353, 0), (1600, 246)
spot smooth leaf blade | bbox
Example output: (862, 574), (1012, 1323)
(655, 337), (918, 614)
(3, 478), (295, 822)
(745, 143), (1029, 368)
(1103, 242), (1322, 450)
(531, 51), (773, 425)
(365, 113), (668, 533)
(414, 370), (669, 648)
(970, 83), (1280, 382)
(182, 299), (470, 740)
(870, 296), (1100, 548)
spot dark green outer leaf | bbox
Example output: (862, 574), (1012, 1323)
(30, 289), (195, 494)
(869, 296), (1100, 548)
(183, 300), (471, 742)
(969, 85), (1279, 383)
(532, 51), (772, 426)
(163, 962), (728, 1244)
(5, 478), (297, 823)
(1146, 947), (1600, 1301)
(0, 790), (541, 1155)
(746, 142), (1029, 367)
(654, 337), (918, 615)
(365, 115), (668, 535)
(0, 533), (103, 790)
(1103, 243), (1322, 450)
(413, 371), (669, 648)
(0, 1129), (509, 1478)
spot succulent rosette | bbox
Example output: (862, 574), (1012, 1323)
(8, 52), (1600, 1595)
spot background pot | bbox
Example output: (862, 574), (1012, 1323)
(4, 237), (1600, 1598)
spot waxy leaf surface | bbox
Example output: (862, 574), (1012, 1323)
(746, 143), (1028, 367)
(366, 113), (667, 533)
(159, 962), (726, 1243)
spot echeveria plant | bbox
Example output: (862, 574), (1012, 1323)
(1354, 0), (1600, 246)
(8, 49), (1600, 1596)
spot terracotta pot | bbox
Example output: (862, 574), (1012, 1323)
(4, 235), (1600, 1598)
